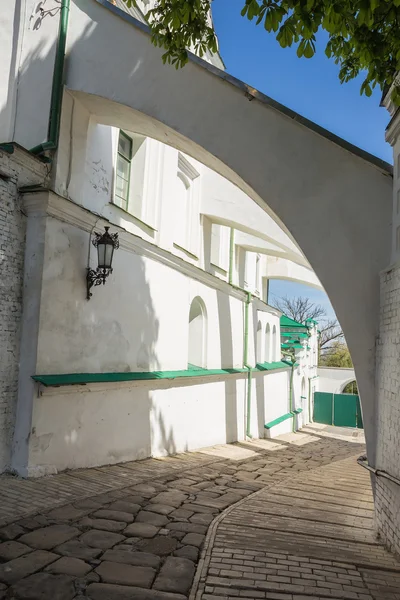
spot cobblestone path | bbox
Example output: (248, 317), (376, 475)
(193, 454), (400, 600)
(0, 426), (381, 600)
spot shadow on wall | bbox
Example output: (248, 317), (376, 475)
(217, 291), (238, 442)
(252, 307), (265, 438)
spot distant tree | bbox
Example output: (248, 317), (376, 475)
(343, 380), (358, 394)
(135, 0), (400, 104)
(319, 341), (353, 368)
(272, 295), (343, 352)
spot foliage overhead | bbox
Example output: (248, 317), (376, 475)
(272, 295), (343, 351)
(132, 0), (400, 103)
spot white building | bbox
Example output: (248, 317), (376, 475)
(0, 0), (323, 477)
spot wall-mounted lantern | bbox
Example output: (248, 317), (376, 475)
(86, 226), (119, 300)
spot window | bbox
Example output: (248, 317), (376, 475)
(174, 153), (200, 254)
(265, 324), (271, 362)
(210, 223), (229, 271)
(256, 321), (263, 363)
(115, 131), (132, 210)
(188, 297), (207, 368)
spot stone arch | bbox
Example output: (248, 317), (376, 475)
(63, 0), (393, 460)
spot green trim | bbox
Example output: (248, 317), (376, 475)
(280, 315), (305, 329)
(32, 367), (249, 387)
(281, 343), (303, 349)
(115, 130), (133, 211)
(0, 143), (15, 154)
(264, 407), (303, 429)
(30, 0), (70, 155)
(264, 412), (293, 429)
(173, 243), (199, 260)
(210, 263), (228, 276)
(282, 332), (309, 340)
(255, 361), (291, 371)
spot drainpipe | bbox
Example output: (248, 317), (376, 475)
(228, 228), (235, 285)
(290, 361), (295, 432)
(243, 291), (253, 438)
(30, 0), (70, 155)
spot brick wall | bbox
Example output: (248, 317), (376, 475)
(375, 266), (400, 556)
(0, 146), (48, 472)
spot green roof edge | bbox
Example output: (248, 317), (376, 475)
(32, 362), (290, 387)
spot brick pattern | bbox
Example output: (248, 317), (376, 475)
(195, 456), (400, 600)
(0, 147), (48, 473)
(375, 266), (400, 556)
(0, 432), (371, 598)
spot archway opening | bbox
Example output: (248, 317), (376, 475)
(342, 380), (358, 395)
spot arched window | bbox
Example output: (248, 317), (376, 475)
(265, 324), (271, 362)
(256, 321), (263, 363)
(272, 325), (277, 361)
(188, 297), (207, 368)
(301, 377), (306, 399)
(342, 380), (358, 395)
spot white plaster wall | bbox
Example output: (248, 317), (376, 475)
(29, 366), (293, 473)
(0, 2), (20, 140)
(7, 0), (59, 148)
(36, 216), (248, 375)
(29, 374), (241, 471)
(262, 370), (292, 437)
(318, 367), (356, 394)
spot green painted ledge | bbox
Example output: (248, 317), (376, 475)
(255, 361), (291, 371)
(32, 362), (292, 388)
(32, 367), (248, 387)
(264, 407), (303, 429)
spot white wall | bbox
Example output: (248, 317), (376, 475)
(29, 375), (247, 473)
(318, 367), (356, 394)
(29, 367), (295, 473)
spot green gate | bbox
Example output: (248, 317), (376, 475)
(313, 392), (363, 428)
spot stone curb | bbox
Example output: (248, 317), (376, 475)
(189, 453), (364, 600)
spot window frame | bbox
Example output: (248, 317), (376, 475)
(115, 130), (133, 210)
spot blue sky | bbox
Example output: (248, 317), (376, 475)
(212, 0), (392, 320)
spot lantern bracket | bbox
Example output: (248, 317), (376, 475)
(86, 266), (113, 300)
(86, 226), (119, 300)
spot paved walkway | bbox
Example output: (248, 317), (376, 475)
(0, 425), (395, 600)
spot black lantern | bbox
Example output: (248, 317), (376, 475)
(86, 226), (119, 300)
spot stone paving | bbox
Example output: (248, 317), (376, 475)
(0, 424), (388, 600)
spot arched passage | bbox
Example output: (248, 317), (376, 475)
(57, 0), (392, 462)
(188, 297), (207, 369)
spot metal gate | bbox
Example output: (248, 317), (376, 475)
(313, 392), (363, 428)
